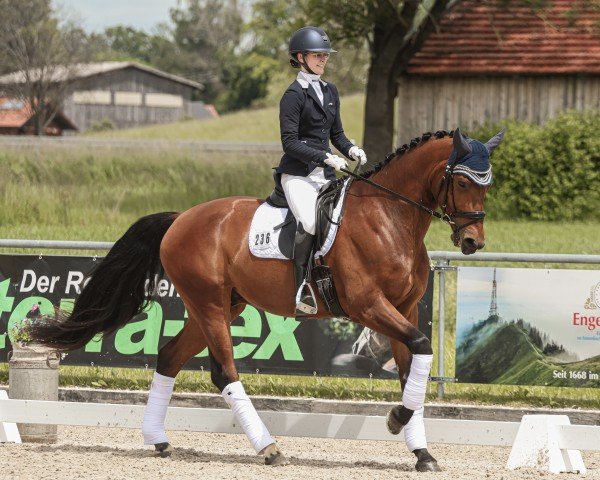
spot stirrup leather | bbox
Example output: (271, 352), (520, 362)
(295, 280), (318, 314)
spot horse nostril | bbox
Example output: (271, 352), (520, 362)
(463, 237), (477, 249)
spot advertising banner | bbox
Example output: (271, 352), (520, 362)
(0, 254), (433, 378)
(456, 267), (600, 387)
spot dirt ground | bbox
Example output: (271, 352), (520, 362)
(1, 426), (599, 480)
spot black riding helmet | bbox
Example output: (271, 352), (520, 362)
(289, 26), (336, 73)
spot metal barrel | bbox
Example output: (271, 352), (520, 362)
(8, 343), (60, 443)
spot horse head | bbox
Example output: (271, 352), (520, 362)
(441, 128), (504, 255)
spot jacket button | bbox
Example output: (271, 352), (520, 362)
(322, 118), (326, 123)
(321, 128), (325, 133)
(321, 139), (325, 143)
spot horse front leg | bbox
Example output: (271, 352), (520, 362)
(358, 296), (433, 436)
(389, 308), (440, 472)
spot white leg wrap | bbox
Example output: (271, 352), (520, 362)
(404, 406), (427, 452)
(402, 354), (433, 411)
(142, 371), (175, 445)
(222, 381), (275, 454)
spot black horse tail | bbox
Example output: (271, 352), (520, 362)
(30, 211), (179, 351)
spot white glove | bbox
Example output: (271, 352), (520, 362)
(349, 145), (367, 165)
(324, 153), (348, 172)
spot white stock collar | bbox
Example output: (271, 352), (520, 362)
(296, 70), (327, 89)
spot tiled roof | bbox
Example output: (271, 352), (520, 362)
(0, 62), (202, 89)
(0, 97), (76, 130)
(0, 98), (31, 128)
(408, 0), (600, 75)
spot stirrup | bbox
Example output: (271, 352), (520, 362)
(295, 280), (318, 315)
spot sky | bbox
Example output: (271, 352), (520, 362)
(57, 0), (180, 33)
(455, 267), (600, 360)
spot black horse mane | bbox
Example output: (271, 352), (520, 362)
(359, 130), (454, 179)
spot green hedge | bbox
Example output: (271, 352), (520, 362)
(472, 110), (600, 221)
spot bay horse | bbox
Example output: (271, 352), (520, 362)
(31, 128), (503, 471)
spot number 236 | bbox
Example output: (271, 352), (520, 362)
(255, 233), (270, 245)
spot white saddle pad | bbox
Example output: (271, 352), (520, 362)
(249, 179), (350, 260)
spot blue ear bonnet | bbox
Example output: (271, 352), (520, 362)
(447, 139), (493, 186)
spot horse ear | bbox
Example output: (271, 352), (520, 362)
(485, 129), (505, 154)
(453, 127), (472, 158)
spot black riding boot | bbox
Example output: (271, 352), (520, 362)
(293, 223), (317, 315)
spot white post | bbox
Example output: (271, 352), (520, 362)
(0, 391), (21, 443)
(436, 259), (448, 399)
(506, 415), (586, 474)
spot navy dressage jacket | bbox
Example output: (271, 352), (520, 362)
(276, 74), (354, 180)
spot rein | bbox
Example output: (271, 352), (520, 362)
(340, 160), (486, 234)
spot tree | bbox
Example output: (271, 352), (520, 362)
(97, 1), (278, 111)
(304, 0), (457, 167)
(217, 52), (279, 111)
(247, 0), (369, 106)
(169, 0), (244, 103)
(246, 0), (454, 162)
(0, 0), (93, 135)
(299, 0), (597, 167)
(0, 49), (10, 75)
(101, 25), (162, 64)
(94, 24), (188, 82)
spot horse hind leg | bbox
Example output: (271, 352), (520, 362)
(142, 315), (209, 456)
(188, 299), (288, 466)
(208, 350), (288, 466)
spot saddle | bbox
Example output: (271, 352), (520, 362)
(263, 171), (351, 317)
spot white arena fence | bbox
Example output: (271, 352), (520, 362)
(0, 394), (599, 474)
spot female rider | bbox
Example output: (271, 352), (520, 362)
(277, 26), (367, 315)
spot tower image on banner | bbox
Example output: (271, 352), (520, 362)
(455, 267), (600, 388)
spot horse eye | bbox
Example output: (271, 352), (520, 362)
(458, 180), (468, 189)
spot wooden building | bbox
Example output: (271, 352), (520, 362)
(0, 97), (76, 135)
(398, 0), (600, 142)
(0, 62), (215, 132)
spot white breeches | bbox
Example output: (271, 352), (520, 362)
(281, 167), (329, 235)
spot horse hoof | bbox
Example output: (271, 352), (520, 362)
(415, 460), (441, 472)
(386, 408), (403, 435)
(262, 443), (289, 466)
(154, 442), (173, 457)
(386, 405), (413, 435)
(414, 448), (441, 472)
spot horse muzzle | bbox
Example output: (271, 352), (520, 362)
(451, 228), (484, 254)
(460, 235), (484, 255)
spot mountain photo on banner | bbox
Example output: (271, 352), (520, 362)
(455, 267), (600, 388)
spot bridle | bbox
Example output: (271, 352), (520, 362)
(340, 152), (487, 237)
(438, 162), (487, 235)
